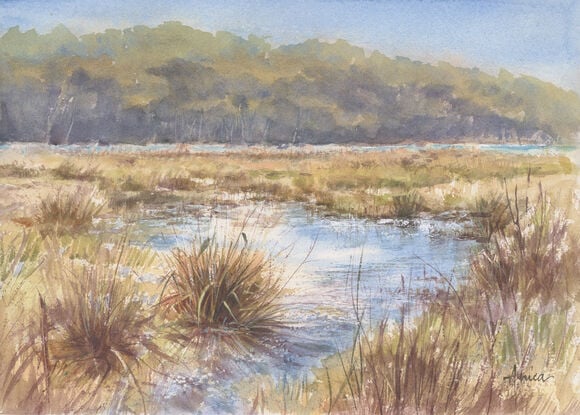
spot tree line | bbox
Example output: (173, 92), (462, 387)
(1, 22), (579, 145)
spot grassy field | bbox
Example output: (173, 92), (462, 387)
(0, 145), (578, 413)
(0, 145), (576, 222)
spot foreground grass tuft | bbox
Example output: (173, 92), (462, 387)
(0, 237), (166, 414)
(160, 234), (284, 340)
(47, 265), (155, 412)
(471, 184), (577, 312)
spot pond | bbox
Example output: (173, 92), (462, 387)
(117, 202), (479, 413)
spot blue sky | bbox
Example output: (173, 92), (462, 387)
(2, 0), (579, 92)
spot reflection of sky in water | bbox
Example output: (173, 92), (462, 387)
(131, 203), (476, 360)
(119, 203), (478, 412)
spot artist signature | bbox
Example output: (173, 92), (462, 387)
(503, 365), (554, 385)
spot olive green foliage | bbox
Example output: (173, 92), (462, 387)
(391, 190), (423, 218)
(470, 192), (510, 241)
(1, 22), (579, 145)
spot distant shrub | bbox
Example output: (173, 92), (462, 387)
(156, 174), (197, 191)
(0, 162), (40, 178)
(292, 174), (316, 195)
(52, 161), (101, 181)
(108, 190), (180, 211)
(119, 175), (147, 192)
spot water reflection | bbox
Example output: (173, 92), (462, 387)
(117, 202), (479, 412)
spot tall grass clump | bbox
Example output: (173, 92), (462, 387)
(391, 190), (423, 218)
(160, 234), (284, 342)
(33, 185), (105, 236)
(0, 235), (166, 413)
(471, 184), (577, 315)
(468, 184), (579, 388)
(39, 238), (164, 413)
(46, 266), (155, 412)
(326, 306), (480, 415)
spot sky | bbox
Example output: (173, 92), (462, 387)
(2, 0), (579, 93)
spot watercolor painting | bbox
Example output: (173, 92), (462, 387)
(1, 0), (579, 413)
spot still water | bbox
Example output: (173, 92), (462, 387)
(119, 202), (478, 413)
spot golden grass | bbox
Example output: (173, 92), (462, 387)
(46, 265), (155, 412)
(0, 235), (168, 413)
(0, 230), (46, 413)
(0, 147), (574, 221)
(160, 234), (284, 345)
(33, 185), (105, 236)
(0, 146), (577, 414)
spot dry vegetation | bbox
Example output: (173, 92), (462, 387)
(159, 234), (284, 347)
(245, 185), (580, 414)
(0, 146), (578, 414)
(0, 146), (575, 221)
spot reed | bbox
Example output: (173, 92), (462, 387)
(245, 184), (579, 414)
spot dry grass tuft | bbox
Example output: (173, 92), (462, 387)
(160, 234), (284, 340)
(52, 160), (101, 182)
(471, 184), (577, 313)
(340, 308), (478, 415)
(46, 265), (155, 411)
(33, 186), (105, 236)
